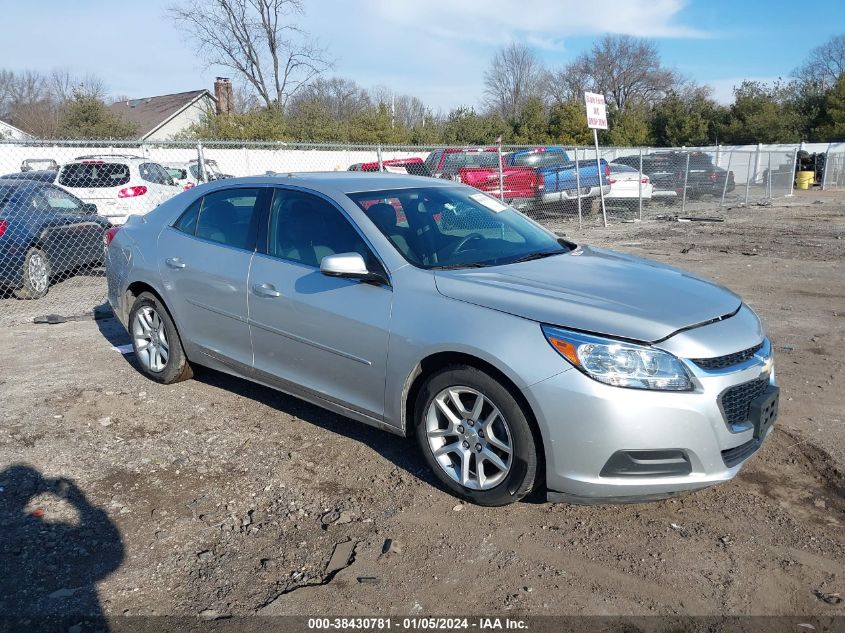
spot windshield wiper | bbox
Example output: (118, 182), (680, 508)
(508, 250), (564, 265)
(430, 262), (491, 270)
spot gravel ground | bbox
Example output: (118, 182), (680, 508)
(0, 190), (843, 620)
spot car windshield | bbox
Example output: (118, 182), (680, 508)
(348, 186), (570, 269)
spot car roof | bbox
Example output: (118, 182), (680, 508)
(226, 171), (456, 194)
(0, 178), (50, 188)
(0, 170), (57, 179)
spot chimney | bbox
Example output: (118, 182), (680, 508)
(214, 77), (233, 115)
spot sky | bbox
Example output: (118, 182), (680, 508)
(2, 0), (844, 111)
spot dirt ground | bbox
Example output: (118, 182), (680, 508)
(0, 190), (843, 620)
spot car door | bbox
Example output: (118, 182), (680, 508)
(157, 186), (270, 371)
(247, 188), (392, 421)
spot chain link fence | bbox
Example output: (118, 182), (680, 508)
(0, 138), (838, 326)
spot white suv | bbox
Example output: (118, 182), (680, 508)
(57, 155), (182, 224)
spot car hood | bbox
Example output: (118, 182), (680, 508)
(433, 246), (742, 342)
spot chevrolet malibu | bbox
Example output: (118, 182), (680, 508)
(105, 173), (779, 506)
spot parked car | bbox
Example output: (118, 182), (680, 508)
(348, 157), (427, 175)
(614, 152), (735, 199)
(21, 158), (59, 172)
(605, 163), (653, 205)
(456, 147), (610, 212)
(164, 159), (233, 191)
(1, 170), (58, 184)
(0, 180), (111, 299)
(106, 172), (778, 506)
(57, 155), (182, 224)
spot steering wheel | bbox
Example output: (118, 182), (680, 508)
(446, 232), (485, 258)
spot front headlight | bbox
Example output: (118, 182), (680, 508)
(541, 325), (693, 391)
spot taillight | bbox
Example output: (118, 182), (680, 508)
(183, 183), (195, 191)
(607, 178), (617, 184)
(641, 176), (649, 184)
(0, 219), (7, 238)
(104, 225), (121, 247)
(604, 164), (611, 178)
(709, 171), (718, 182)
(118, 185), (147, 198)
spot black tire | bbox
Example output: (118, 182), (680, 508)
(15, 247), (51, 300)
(414, 365), (539, 506)
(128, 292), (193, 384)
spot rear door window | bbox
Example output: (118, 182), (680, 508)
(59, 162), (130, 188)
(509, 150), (569, 168)
(195, 188), (264, 250)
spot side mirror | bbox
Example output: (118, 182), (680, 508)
(82, 203), (98, 214)
(320, 252), (387, 284)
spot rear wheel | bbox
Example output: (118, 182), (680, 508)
(415, 365), (539, 506)
(15, 247), (50, 299)
(129, 292), (193, 384)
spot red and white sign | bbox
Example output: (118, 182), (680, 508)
(584, 92), (608, 130)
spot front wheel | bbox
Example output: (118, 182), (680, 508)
(415, 365), (539, 506)
(128, 292), (193, 384)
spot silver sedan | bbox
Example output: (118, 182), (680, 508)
(106, 173), (778, 506)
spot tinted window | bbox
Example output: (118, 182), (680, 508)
(268, 190), (370, 268)
(140, 163), (175, 186)
(441, 152), (498, 174)
(173, 198), (202, 235)
(509, 150), (569, 168)
(609, 163), (638, 174)
(59, 162), (130, 188)
(195, 188), (261, 250)
(349, 186), (567, 269)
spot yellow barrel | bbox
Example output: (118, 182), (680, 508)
(796, 170), (814, 190)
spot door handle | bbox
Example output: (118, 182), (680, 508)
(165, 257), (186, 269)
(252, 283), (281, 298)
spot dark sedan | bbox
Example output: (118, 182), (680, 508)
(0, 180), (111, 299)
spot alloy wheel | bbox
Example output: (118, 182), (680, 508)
(425, 386), (513, 490)
(132, 306), (170, 373)
(28, 253), (48, 293)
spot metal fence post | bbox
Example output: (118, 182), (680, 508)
(744, 152), (751, 205)
(377, 144), (383, 171)
(788, 147), (798, 197)
(593, 130), (608, 227)
(197, 142), (207, 183)
(574, 147), (582, 230)
(821, 142), (832, 190)
(767, 152), (772, 198)
(720, 150), (733, 207)
(681, 152), (690, 215)
(496, 137), (505, 201)
(638, 147), (643, 220)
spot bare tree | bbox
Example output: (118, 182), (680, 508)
(369, 86), (429, 128)
(794, 34), (845, 90)
(553, 35), (678, 111)
(49, 69), (106, 103)
(483, 43), (544, 121)
(289, 76), (371, 120)
(170, 0), (331, 110)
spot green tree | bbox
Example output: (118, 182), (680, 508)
(605, 106), (652, 146)
(817, 73), (845, 140)
(650, 89), (726, 146)
(57, 96), (137, 139)
(511, 96), (549, 143)
(547, 101), (592, 145)
(440, 107), (508, 145)
(182, 108), (287, 141)
(723, 81), (801, 143)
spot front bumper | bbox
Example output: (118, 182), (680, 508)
(524, 334), (776, 504)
